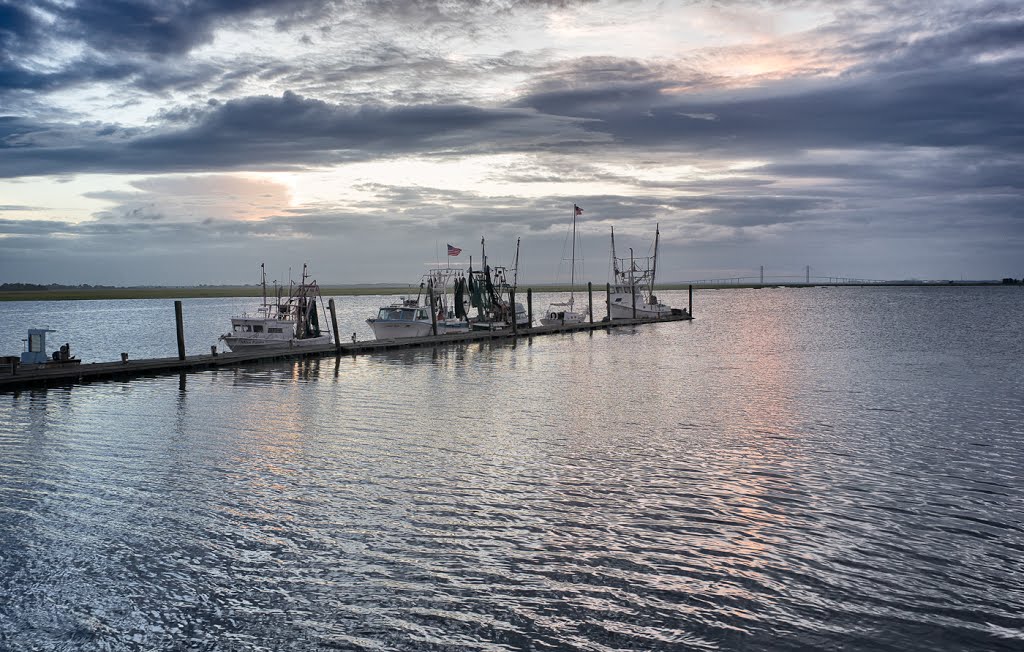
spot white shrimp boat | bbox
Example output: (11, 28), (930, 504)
(540, 204), (587, 326)
(367, 267), (471, 340)
(220, 264), (332, 352)
(608, 224), (673, 320)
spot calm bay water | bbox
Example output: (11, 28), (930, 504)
(1, 287), (1023, 650)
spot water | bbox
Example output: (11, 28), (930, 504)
(1, 287), (1023, 650)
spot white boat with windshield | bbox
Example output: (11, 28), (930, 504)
(220, 263), (332, 352)
(540, 204), (587, 326)
(367, 266), (471, 340)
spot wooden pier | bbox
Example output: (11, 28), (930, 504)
(0, 311), (692, 393)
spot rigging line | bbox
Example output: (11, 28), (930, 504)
(553, 214), (573, 282)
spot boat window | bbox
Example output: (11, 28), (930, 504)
(243, 325), (252, 332)
(268, 327), (283, 334)
(401, 309), (416, 320)
(233, 325), (242, 332)
(378, 309), (390, 320)
(252, 325), (263, 333)
(416, 309), (428, 320)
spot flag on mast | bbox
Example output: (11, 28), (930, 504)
(447, 243), (462, 256)
(574, 204), (584, 216)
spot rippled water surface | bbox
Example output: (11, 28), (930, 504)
(2, 287), (1023, 651)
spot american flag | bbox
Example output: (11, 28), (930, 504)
(447, 243), (462, 256)
(574, 204), (584, 216)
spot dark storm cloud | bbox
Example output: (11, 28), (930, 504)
(0, 91), (601, 177)
(54, 0), (333, 58)
(0, 3), (40, 51)
(517, 60), (1023, 157)
(52, 0), (596, 58)
(846, 8), (1024, 72)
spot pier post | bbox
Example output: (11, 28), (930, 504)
(606, 283), (611, 323)
(428, 283), (438, 337)
(588, 281), (594, 323)
(688, 284), (693, 318)
(527, 288), (533, 329)
(329, 299), (341, 352)
(631, 283), (637, 320)
(510, 289), (518, 335)
(174, 300), (186, 361)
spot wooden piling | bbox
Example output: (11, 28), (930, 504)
(510, 289), (517, 334)
(527, 288), (533, 329)
(688, 284), (693, 317)
(588, 281), (594, 323)
(174, 300), (186, 361)
(328, 299), (341, 351)
(428, 283), (438, 336)
(631, 283), (637, 319)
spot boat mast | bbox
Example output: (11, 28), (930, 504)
(610, 226), (619, 281)
(629, 247), (635, 288)
(260, 263), (267, 310)
(512, 237), (521, 289)
(651, 223), (659, 295)
(570, 205), (576, 304)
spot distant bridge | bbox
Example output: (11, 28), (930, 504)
(681, 266), (999, 286)
(683, 275), (887, 286)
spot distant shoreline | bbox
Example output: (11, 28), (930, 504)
(0, 282), (1009, 302)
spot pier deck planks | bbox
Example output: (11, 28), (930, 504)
(0, 314), (691, 392)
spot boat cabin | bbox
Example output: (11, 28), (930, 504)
(377, 307), (430, 322)
(21, 329), (57, 364)
(228, 317), (295, 341)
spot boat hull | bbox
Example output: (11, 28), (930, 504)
(539, 310), (586, 326)
(608, 302), (672, 320)
(368, 320), (434, 340)
(221, 334), (332, 352)
(439, 320), (471, 334)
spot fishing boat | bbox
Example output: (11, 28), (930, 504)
(4, 328), (80, 371)
(608, 224), (673, 320)
(540, 204), (587, 326)
(367, 267), (471, 340)
(466, 237), (529, 330)
(220, 264), (332, 352)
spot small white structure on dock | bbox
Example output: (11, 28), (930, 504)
(21, 329), (56, 364)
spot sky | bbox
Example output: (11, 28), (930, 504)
(1, 0), (1021, 285)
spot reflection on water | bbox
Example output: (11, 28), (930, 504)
(1, 287), (1023, 650)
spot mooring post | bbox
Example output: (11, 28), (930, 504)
(510, 288), (518, 335)
(588, 281), (594, 323)
(527, 288), (533, 329)
(688, 284), (693, 318)
(428, 282), (438, 337)
(631, 283), (637, 320)
(606, 283), (612, 323)
(329, 298), (341, 351)
(174, 300), (186, 361)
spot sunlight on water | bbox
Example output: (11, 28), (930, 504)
(1, 287), (1023, 650)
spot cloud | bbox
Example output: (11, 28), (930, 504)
(0, 91), (604, 177)
(82, 174), (295, 224)
(0, 0), (595, 99)
(2, 1), (1022, 283)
